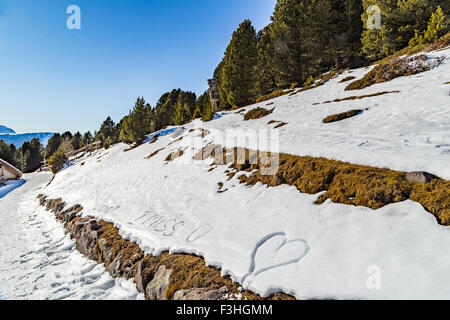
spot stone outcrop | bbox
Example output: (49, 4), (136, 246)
(37, 194), (295, 301)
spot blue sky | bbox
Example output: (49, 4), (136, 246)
(0, 0), (276, 134)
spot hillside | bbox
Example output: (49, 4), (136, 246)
(38, 47), (450, 300)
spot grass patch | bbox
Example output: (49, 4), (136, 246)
(244, 107), (274, 121)
(274, 122), (288, 129)
(339, 76), (356, 83)
(165, 148), (185, 162)
(323, 110), (363, 123)
(147, 148), (164, 159)
(255, 89), (293, 103)
(322, 91), (399, 104)
(345, 54), (444, 91)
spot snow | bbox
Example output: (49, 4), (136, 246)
(3, 47), (450, 300)
(0, 173), (143, 300)
(0, 180), (26, 199)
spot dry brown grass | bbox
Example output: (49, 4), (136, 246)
(346, 54), (444, 91)
(322, 91), (399, 104)
(339, 76), (356, 83)
(147, 148), (165, 159)
(165, 148), (185, 162)
(323, 110), (363, 123)
(255, 89), (293, 103)
(198, 147), (449, 226)
(244, 107), (274, 121)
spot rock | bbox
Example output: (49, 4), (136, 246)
(405, 171), (435, 184)
(146, 265), (171, 300)
(107, 253), (123, 277)
(71, 219), (100, 260)
(97, 238), (112, 263)
(172, 286), (229, 300)
(274, 173), (284, 185)
(134, 260), (147, 293)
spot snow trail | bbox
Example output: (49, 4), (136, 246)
(0, 173), (143, 300)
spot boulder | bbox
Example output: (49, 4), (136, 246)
(146, 265), (171, 300)
(405, 171), (436, 184)
(172, 286), (229, 300)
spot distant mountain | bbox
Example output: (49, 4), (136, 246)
(0, 127), (54, 147)
(0, 125), (15, 135)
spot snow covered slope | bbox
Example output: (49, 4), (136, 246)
(42, 48), (450, 300)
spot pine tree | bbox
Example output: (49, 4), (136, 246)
(270, 0), (305, 87)
(82, 131), (93, 146)
(119, 97), (151, 145)
(174, 102), (192, 125)
(19, 138), (43, 172)
(70, 132), (82, 150)
(361, 0), (398, 59)
(45, 134), (61, 159)
(423, 6), (447, 43)
(221, 19), (258, 106)
(362, 0), (448, 58)
(212, 60), (230, 110)
(48, 148), (68, 174)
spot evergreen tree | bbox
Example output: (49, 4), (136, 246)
(70, 132), (82, 150)
(174, 102), (192, 125)
(212, 59), (231, 110)
(48, 148), (68, 174)
(254, 25), (276, 96)
(18, 138), (43, 173)
(82, 131), (93, 146)
(192, 91), (211, 119)
(0, 140), (19, 168)
(362, 0), (448, 58)
(221, 19), (258, 106)
(45, 134), (61, 159)
(270, 0), (306, 87)
(97, 117), (118, 144)
(422, 6), (447, 43)
(119, 97), (151, 145)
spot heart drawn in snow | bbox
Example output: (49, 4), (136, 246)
(243, 232), (310, 284)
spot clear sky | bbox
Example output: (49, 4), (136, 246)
(0, 0), (276, 134)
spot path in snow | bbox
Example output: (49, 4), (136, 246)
(0, 173), (143, 300)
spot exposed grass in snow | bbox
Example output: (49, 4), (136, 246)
(322, 90), (399, 104)
(147, 148), (165, 159)
(339, 76), (356, 83)
(345, 54), (445, 91)
(165, 148), (186, 162)
(322, 110), (363, 123)
(244, 107), (274, 121)
(255, 89), (293, 103)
